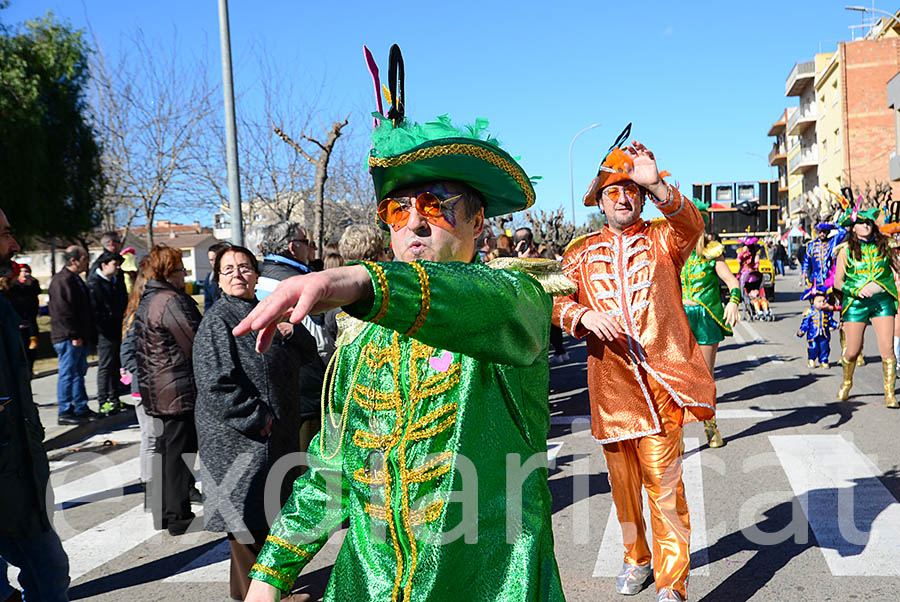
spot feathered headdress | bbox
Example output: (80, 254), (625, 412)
(363, 44), (536, 224)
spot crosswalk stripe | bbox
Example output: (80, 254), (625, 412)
(51, 456), (141, 508)
(593, 438), (708, 577)
(769, 434), (900, 576)
(164, 539), (230, 582)
(732, 327), (746, 345)
(547, 442), (564, 464)
(63, 503), (159, 580)
(715, 408), (789, 420)
(740, 322), (764, 342)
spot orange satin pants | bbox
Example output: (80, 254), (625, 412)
(601, 394), (691, 598)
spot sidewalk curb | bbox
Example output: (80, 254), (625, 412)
(43, 407), (137, 451)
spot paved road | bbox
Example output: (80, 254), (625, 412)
(12, 276), (900, 600)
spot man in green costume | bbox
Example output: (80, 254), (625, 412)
(238, 46), (568, 602)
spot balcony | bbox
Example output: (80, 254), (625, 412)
(769, 142), (787, 166)
(789, 147), (818, 175)
(786, 61), (815, 96)
(787, 103), (817, 136)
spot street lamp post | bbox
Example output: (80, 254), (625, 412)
(569, 123), (603, 225)
(845, 6), (900, 31)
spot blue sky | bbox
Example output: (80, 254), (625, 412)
(3, 0), (874, 226)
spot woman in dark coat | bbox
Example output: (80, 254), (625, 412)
(193, 245), (321, 601)
(132, 245), (202, 535)
(6, 263), (41, 371)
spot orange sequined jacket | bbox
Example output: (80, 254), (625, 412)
(553, 185), (715, 443)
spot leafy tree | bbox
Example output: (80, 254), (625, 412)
(0, 10), (102, 243)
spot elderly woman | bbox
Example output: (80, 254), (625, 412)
(193, 245), (321, 601)
(132, 245), (203, 535)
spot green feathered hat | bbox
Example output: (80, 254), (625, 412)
(365, 45), (535, 224)
(839, 205), (882, 227)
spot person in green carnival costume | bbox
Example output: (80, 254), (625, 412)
(238, 45), (570, 602)
(833, 205), (900, 408)
(680, 200), (741, 447)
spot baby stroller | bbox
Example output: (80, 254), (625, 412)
(741, 271), (773, 321)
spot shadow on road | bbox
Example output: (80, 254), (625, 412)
(722, 401), (865, 445)
(695, 468), (900, 602)
(714, 359), (799, 390)
(548, 453), (611, 514)
(717, 374), (824, 404)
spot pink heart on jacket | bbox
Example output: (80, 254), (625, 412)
(429, 350), (453, 373)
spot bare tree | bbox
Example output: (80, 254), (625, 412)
(88, 29), (217, 247)
(523, 208), (589, 252)
(274, 117), (349, 256)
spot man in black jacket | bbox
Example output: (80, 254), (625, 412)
(0, 209), (71, 600)
(255, 222), (325, 458)
(87, 250), (126, 415)
(49, 245), (99, 424)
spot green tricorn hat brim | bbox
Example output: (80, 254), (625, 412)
(368, 137), (536, 219)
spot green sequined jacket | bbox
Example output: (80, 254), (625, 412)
(249, 260), (566, 602)
(839, 240), (898, 299)
(680, 243), (732, 335)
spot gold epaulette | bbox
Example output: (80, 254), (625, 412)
(563, 233), (590, 255)
(702, 240), (724, 260)
(833, 241), (849, 257)
(335, 311), (368, 347)
(486, 257), (577, 297)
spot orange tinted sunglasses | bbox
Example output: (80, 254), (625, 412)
(377, 192), (462, 231)
(602, 184), (642, 203)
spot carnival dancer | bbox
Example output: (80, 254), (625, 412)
(803, 223), (836, 288)
(553, 124), (715, 602)
(680, 210), (740, 449)
(797, 286), (838, 368)
(834, 205), (900, 408)
(239, 45), (569, 602)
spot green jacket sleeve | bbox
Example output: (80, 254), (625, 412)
(344, 260), (551, 367)
(248, 425), (350, 592)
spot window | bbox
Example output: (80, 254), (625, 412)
(834, 128), (841, 153)
(822, 139), (828, 156)
(253, 214), (264, 222)
(715, 185), (733, 201)
(737, 184), (755, 200)
(181, 249), (192, 258)
(832, 80), (839, 106)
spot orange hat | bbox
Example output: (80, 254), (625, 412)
(583, 148), (634, 207)
(582, 123), (670, 207)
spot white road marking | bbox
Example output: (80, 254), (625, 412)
(547, 442), (564, 464)
(770, 434), (900, 576)
(732, 327), (746, 345)
(51, 456), (141, 508)
(741, 322), (764, 342)
(63, 503), (159, 580)
(593, 438), (708, 577)
(163, 539), (230, 583)
(716, 408), (790, 420)
(550, 387), (588, 400)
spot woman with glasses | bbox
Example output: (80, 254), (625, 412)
(833, 208), (900, 407)
(193, 245), (321, 601)
(132, 245), (202, 535)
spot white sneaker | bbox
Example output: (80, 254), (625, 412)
(615, 562), (652, 595)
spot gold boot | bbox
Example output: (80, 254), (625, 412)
(704, 418), (724, 448)
(857, 354), (866, 367)
(837, 357), (856, 401)
(884, 358), (899, 408)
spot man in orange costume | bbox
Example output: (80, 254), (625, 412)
(553, 128), (715, 602)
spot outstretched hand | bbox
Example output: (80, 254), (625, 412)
(233, 265), (373, 353)
(624, 141), (667, 199)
